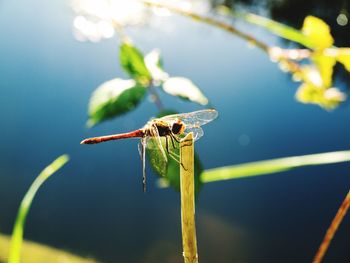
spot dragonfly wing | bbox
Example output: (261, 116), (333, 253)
(146, 125), (168, 177)
(138, 141), (143, 160)
(183, 126), (204, 142)
(160, 109), (218, 128)
(139, 138), (147, 192)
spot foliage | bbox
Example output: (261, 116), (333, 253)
(79, 5), (350, 191)
(72, 4), (350, 262)
(162, 77), (208, 105)
(87, 40), (209, 126)
(8, 155), (69, 263)
(221, 8), (349, 110)
(119, 41), (152, 86)
(88, 78), (146, 126)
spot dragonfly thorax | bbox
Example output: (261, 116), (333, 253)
(145, 119), (185, 137)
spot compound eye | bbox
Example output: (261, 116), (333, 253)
(171, 122), (183, 134)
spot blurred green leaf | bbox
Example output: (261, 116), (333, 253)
(8, 155), (69, 263)
(301, 16), (334, 50)
(149, 143), (203, 194)
(88, 78), (147, 126)
(144, 49), (169, 84)
(147, 110), (203, 194)
(201, 150), (350, 183)
(162, 77), (208, 105)
(147, 136), (168, 178)
(120, 41), (152, 85)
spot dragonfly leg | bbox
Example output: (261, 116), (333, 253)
(170, 132), (181, 144)
(140, 138), (147, 192)
(169, 132), (193, 148)
(179, 136), (193, 148)
(165, 137), (188, 171)
(169, 132), (192, 149)
(169, 134), (177, 149)
(167, 151), (187, 171)
(165, 137), (180, 158)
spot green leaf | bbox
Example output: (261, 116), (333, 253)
(119, 41), (151, 85)
(301, 16), (334, 50)
(144, 49), (169, 84)
(8, 155), (69, 263)
(147, 110), (203, 194)
(88, 78), (147, 126)
(201, 150), (350, 183)
(162, 77), (209, 105)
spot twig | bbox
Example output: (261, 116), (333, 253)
(141, 0), (303, 75)
(111, 20), (129, 42)
(149, 86), (164, 112)
(313, 190), (350, 263)
(180, 132), (198, 263)
(142, 0), (268, 52)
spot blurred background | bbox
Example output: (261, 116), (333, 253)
(1, 0), (350, 262)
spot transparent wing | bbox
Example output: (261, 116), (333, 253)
(159, 109), (218, 128)
(146, 124), (168, 177)
(183, 126), (204, 142)
(138, 140), (143, 160)
(138, 138), (147, 192)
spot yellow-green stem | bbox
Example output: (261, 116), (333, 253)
(8, 155), (69, 263)
(180, 133), (198, 263)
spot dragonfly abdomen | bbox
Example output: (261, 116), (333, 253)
(81, 129), (145, 144)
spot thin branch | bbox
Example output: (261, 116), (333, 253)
(149, 86), (165, 112)
(141, 0), (303, 75)
(313, 190), (350, 263)
(142, 0), (268, 52)
(111, 20), (129, 42)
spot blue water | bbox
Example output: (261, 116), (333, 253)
(1, 1), (350, 262)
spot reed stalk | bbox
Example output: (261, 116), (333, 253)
(180, 133), (198, 263)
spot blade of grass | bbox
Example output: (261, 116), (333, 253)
(201, 150), (350, 183)
(8, 154), (69, 263)
(313, 190), (350, 263)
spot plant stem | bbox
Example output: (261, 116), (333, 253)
(180, 132), (198, 263)
(142, 0), (268, 52)
(313, 190), (350, 263)
(149, 85), (165, 112)
(111, 21), (129, 42)
(141, 0), (302, 75)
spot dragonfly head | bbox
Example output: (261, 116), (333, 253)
(171, 119), (185, 135)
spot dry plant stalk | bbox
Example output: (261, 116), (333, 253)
(180, 132), (198, 263)
(313, 190), (350, 263)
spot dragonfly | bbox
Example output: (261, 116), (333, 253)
(81, 109), (218, 191)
